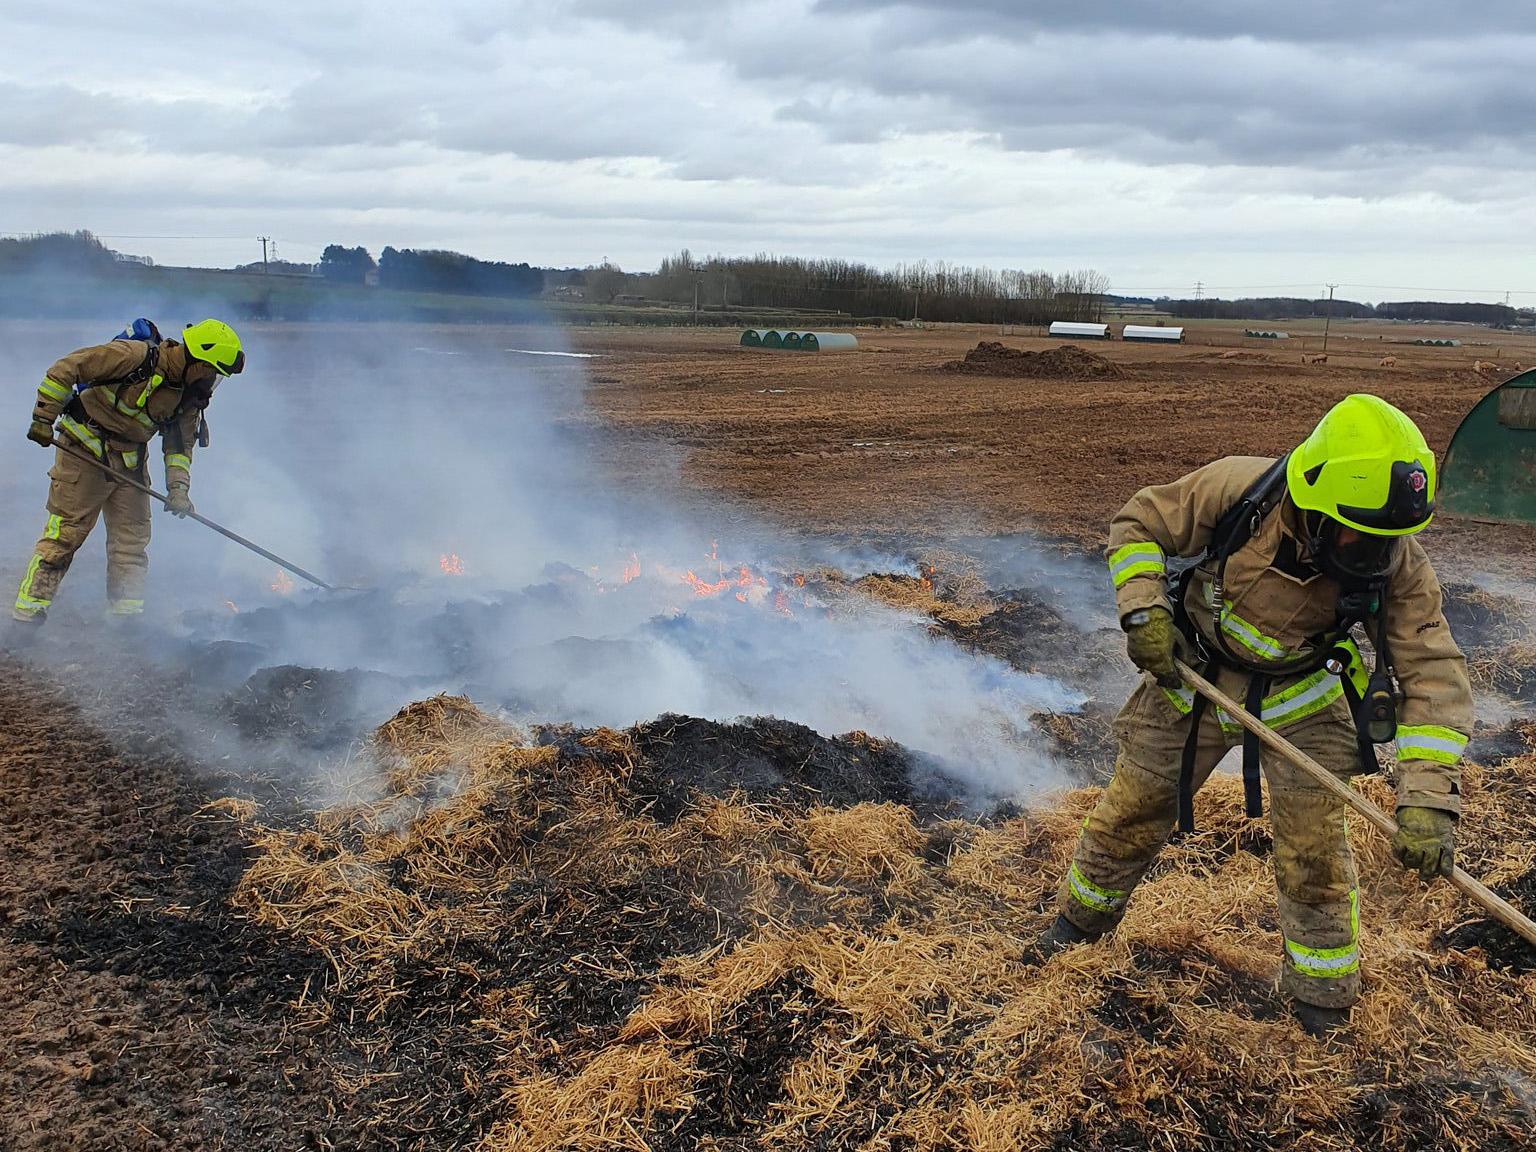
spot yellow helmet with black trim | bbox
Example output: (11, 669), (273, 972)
(182, 318), (245, 376)
(1287, 394), (1434, 536)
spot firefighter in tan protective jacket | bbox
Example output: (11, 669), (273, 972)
(1035, 395), (1474, 1035)
(13, 319), (244, 624)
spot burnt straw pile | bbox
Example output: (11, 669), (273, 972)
(223, 695), (1536, 1151)
(942, 342), (1127, 380)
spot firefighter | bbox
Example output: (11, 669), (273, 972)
(1035, 394), (1473, 1035)
(13, 319), (244, 625)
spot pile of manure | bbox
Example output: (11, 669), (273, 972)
(943, 342), (1127, 380)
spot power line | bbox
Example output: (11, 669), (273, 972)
(0, 232), (260, 241)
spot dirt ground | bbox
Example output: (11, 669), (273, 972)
(575, 321), (1536, 577)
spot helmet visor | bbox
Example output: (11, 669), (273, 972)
(1319, 520), (1398, 584)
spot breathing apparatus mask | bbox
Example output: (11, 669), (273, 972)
(1303, 511), (1400, 587)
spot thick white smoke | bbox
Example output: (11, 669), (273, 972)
(1, 313), (1099, 800)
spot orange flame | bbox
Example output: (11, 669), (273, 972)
(682, 570), (733, 597)
(270, 568), (295, 596)
(440, 553), (465, 576)
(622, 552), (641, 584)
(681, 563), (769, 600)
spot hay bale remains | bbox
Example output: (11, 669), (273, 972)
(223, 696), (1536, 1150)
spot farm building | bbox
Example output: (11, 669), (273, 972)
(1048, 321), (1109, 339)
(1413, 338), (1461, 347)
(1244, 330), (1290, 339)
(1122, 325), (1184, 343)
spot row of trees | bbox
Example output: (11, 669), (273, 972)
(4, 234), (1528, 328)
(586, 251), (1112, 323)
(1376, 300), (1520, 326)
(0, 230), (138, 273)
(1163, 296), (1376, 321)
(319, 244), (543, 298)
(1160, 295), (1522, 327)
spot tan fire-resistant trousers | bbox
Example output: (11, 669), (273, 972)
(13, 444), (151, 621)
(1058, 671), (1364, 1008)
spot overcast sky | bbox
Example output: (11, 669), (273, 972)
(3, 0), (1533, 301)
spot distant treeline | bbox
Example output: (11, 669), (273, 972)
(1162, 295), (1521, 326)
(587, 251), (1112, 324)
(320, 244), (543, 298)
(0, 230), (143, 273)
(4, 233), (1530, 328)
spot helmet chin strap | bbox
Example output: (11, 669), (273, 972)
(1300, 510), (1330, 569)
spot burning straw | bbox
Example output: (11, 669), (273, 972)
(224, 697), (1536, 1150)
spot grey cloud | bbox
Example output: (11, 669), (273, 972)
(813, 1), (1536, 45)
(0, 82), (136, 148)
(577, 1), (1536, 178)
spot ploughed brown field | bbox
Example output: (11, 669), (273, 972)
(2, 319), (1533, 1151)
(577, 321), (1536, 574)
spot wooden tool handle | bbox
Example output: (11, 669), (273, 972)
(1175, 659), (1536, 949)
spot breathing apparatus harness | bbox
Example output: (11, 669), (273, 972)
(1169, 453), (1399, 832)
(64, 320), (212, 454)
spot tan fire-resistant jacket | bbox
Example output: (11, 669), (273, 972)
(31, 340), (218, 491)
(1105, 455), (1475, 814)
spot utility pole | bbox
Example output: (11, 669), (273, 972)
(1321, 283), (1338, 352)
(1194, 280), (1204, 319)
(913, 285), (920, 324)
(257, 236), (271, 273)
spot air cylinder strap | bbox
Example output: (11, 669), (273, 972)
(1242, 674), (1270, 819)
(1177, 660), (1213, 833)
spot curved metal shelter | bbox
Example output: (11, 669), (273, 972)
(1440, 369), (1536, 524)
(800, 332), (858, 351)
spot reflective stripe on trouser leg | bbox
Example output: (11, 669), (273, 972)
(14, 508), (95, 620)
(13, 514), (69, 616)
(1268, 714), (1362, 1009)
(13, 449), (110, 619)
(1061, 679), (1235, 934)
(103, 464), (152, 609)
(1059, 757), (1185, 934)
(14, 554), (53, 619)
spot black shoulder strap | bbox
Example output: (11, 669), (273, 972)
(80, 342), (160, 391)
(1208, 454), (1291, 566)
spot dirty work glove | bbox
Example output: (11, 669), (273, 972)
(1392, 806), (1456, 881)
(165, 484), (195, 519)
(28, 418), (54, 447)
(1123, 606), (1182, 689)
